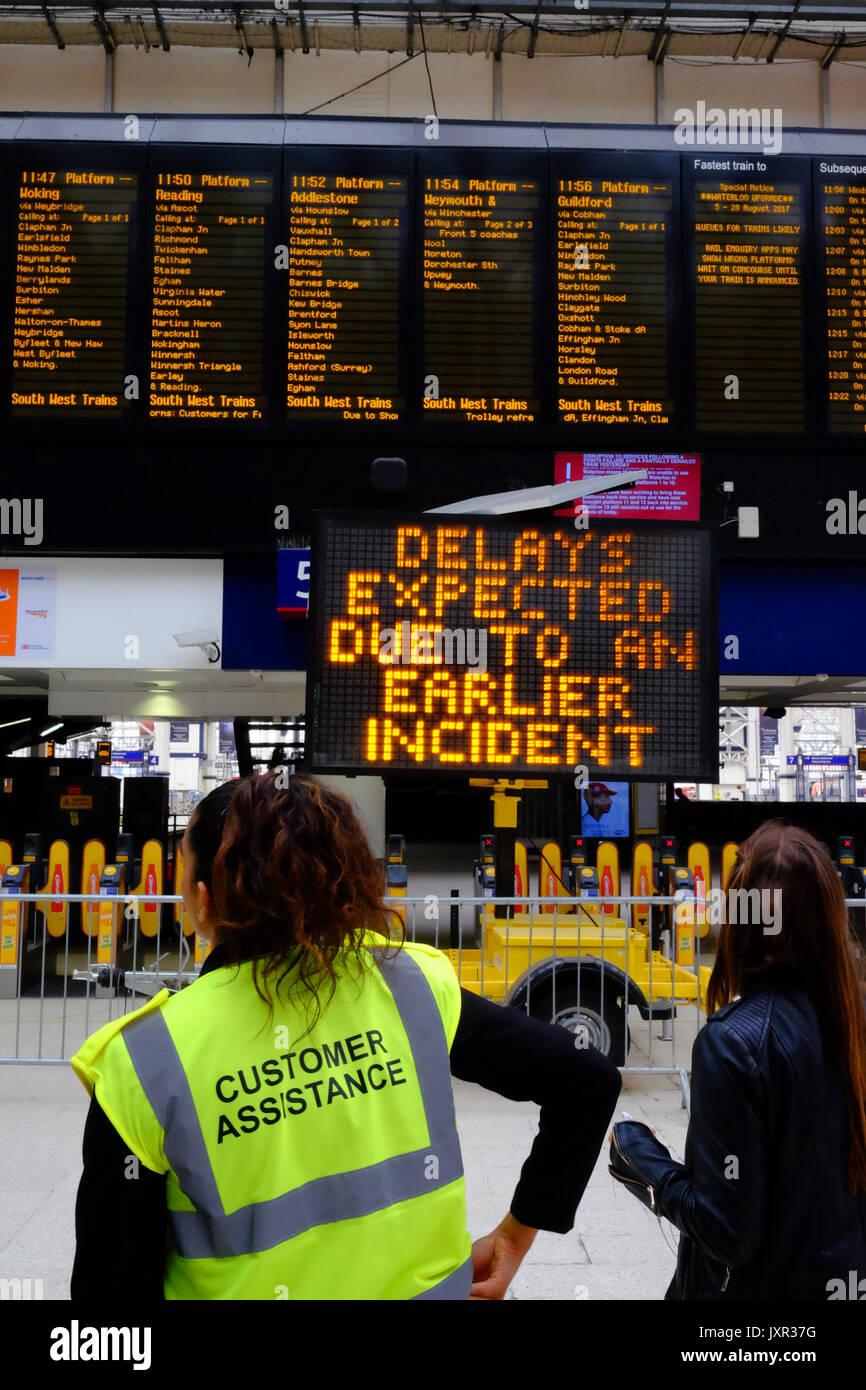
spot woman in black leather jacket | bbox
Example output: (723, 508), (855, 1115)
(609, 821), (866, 1300)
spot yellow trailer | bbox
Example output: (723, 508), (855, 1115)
(446, 900), (712, 1065)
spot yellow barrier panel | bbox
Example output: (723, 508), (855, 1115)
(194, 932), (212, 966)
(538, 841), (568, 912)
(35, 840), (70, 939)
(631, 841), (654, 933)
(672, 867), (695, 967)
(173, 847), (195, 937)
(597, 841), (619, 916)
(0, 866), (28, 969)
(513, 841), (529, 914)
(81, 840), (106, 937)
(722, 841), (739, 892)
(96, 866), (123, 966)
(135, 840), (164, 939)
(688, 841), (711, 940)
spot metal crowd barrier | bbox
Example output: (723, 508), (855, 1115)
(3, 891), (864, 1112)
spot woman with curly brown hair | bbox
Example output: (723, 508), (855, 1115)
(71, 770), (620, 1301)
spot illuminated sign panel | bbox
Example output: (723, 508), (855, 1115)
(286, 152), (409, 424)
(818, 162), (866, 432)
(554, 453), (701, 520)
(687, 158), (810, 433)
(554, 153), (678, 428)
(148, 166), (274, 424)
(307, 514), (717, 779)
(10, 166), (137, 418)
(420, 151), (543, 426)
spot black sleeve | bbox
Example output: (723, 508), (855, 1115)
(450, 988), (622, 1233)
(71, 1093), (168, 1301)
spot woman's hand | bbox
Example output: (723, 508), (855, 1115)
(469, 1213), (538, 1300)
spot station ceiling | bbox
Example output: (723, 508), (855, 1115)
(1, 2), (865, 64)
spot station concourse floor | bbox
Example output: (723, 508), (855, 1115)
(0, 840), (704, 1301)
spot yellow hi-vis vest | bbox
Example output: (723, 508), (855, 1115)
(70, 935), (473, 1300)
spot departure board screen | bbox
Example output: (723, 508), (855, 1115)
(818, 161), (866, 433)
(554, 153), (678, 428)
(10, 166), (137, 418)
(149, 165), (275, 424)
(307, 513), (717, 780)
(285, 153), (409, 424)
(420, 152), (543, 426)
(688, 157), (809, 432)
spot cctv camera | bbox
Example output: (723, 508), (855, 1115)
(173, 630), (221, 664)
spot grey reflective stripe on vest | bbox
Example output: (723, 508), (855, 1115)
(122, 946), (466, 1289)
(412, 1253), (473, 1300)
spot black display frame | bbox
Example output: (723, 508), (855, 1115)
(281, 143), (414, 437)
(682, 152), (818, 443)
(144, 140), (282, 439)
(0, 137), (147, 439)
(550, 147), (683, 436)
(415, 143), (550, 438)
(305, 508), (720, 782)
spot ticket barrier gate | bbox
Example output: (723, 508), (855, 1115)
(631, 841), (655, 936)
(538, 841), (572, 912)
(669, 866), (697, 967)
(596, 841), (619, 916)
(686, 842), (711, 940)
(721, 841), (739, 892)
(0, 865), (29, 999)
(566, 836), (591, 894)
(93, 865), (135, 998)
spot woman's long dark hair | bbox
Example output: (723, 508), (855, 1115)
(707, 820), (866, 1193)
(186, 771), (403, 1027)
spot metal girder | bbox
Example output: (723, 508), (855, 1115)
(91, 3), (114, 52)
(647, 0), (671, 61)
(821, 31), (844, 66)
(40, 3), (65, 48)
(766, 0), (801, 61)
(297, 0), (309, 53)
(270, 14), (282, 50)
(528, 0), (542, 58)
(232, 3), (253, 59)
(406, 0), (414, 55)
(494, 16), (505, 58)
(152, 3), (169, 50)
(352, 3), (360, 51)
(14, 1), (866, 16)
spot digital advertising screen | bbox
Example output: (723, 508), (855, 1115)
(578, 779), (631, 838)
(306, 512), (718, 780)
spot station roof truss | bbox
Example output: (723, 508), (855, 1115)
(0, 1), (865, 64)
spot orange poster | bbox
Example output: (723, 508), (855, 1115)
(0, 571), (19, 656)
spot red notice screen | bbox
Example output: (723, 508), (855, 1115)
(554, 453), (701, 520)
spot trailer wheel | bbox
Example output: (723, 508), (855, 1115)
(526, 977), (629, 1065)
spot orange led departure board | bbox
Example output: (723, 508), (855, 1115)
(555, 156), (676, 428)
(689, 158), (808, 432)
(11, 168), (137, 418)
(422, 168), (540, 425)
(307, 514), (717, 779)
(149, 170), (273, 423)
(819, 162), (866, 432)
(286, 168), (408, 423)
